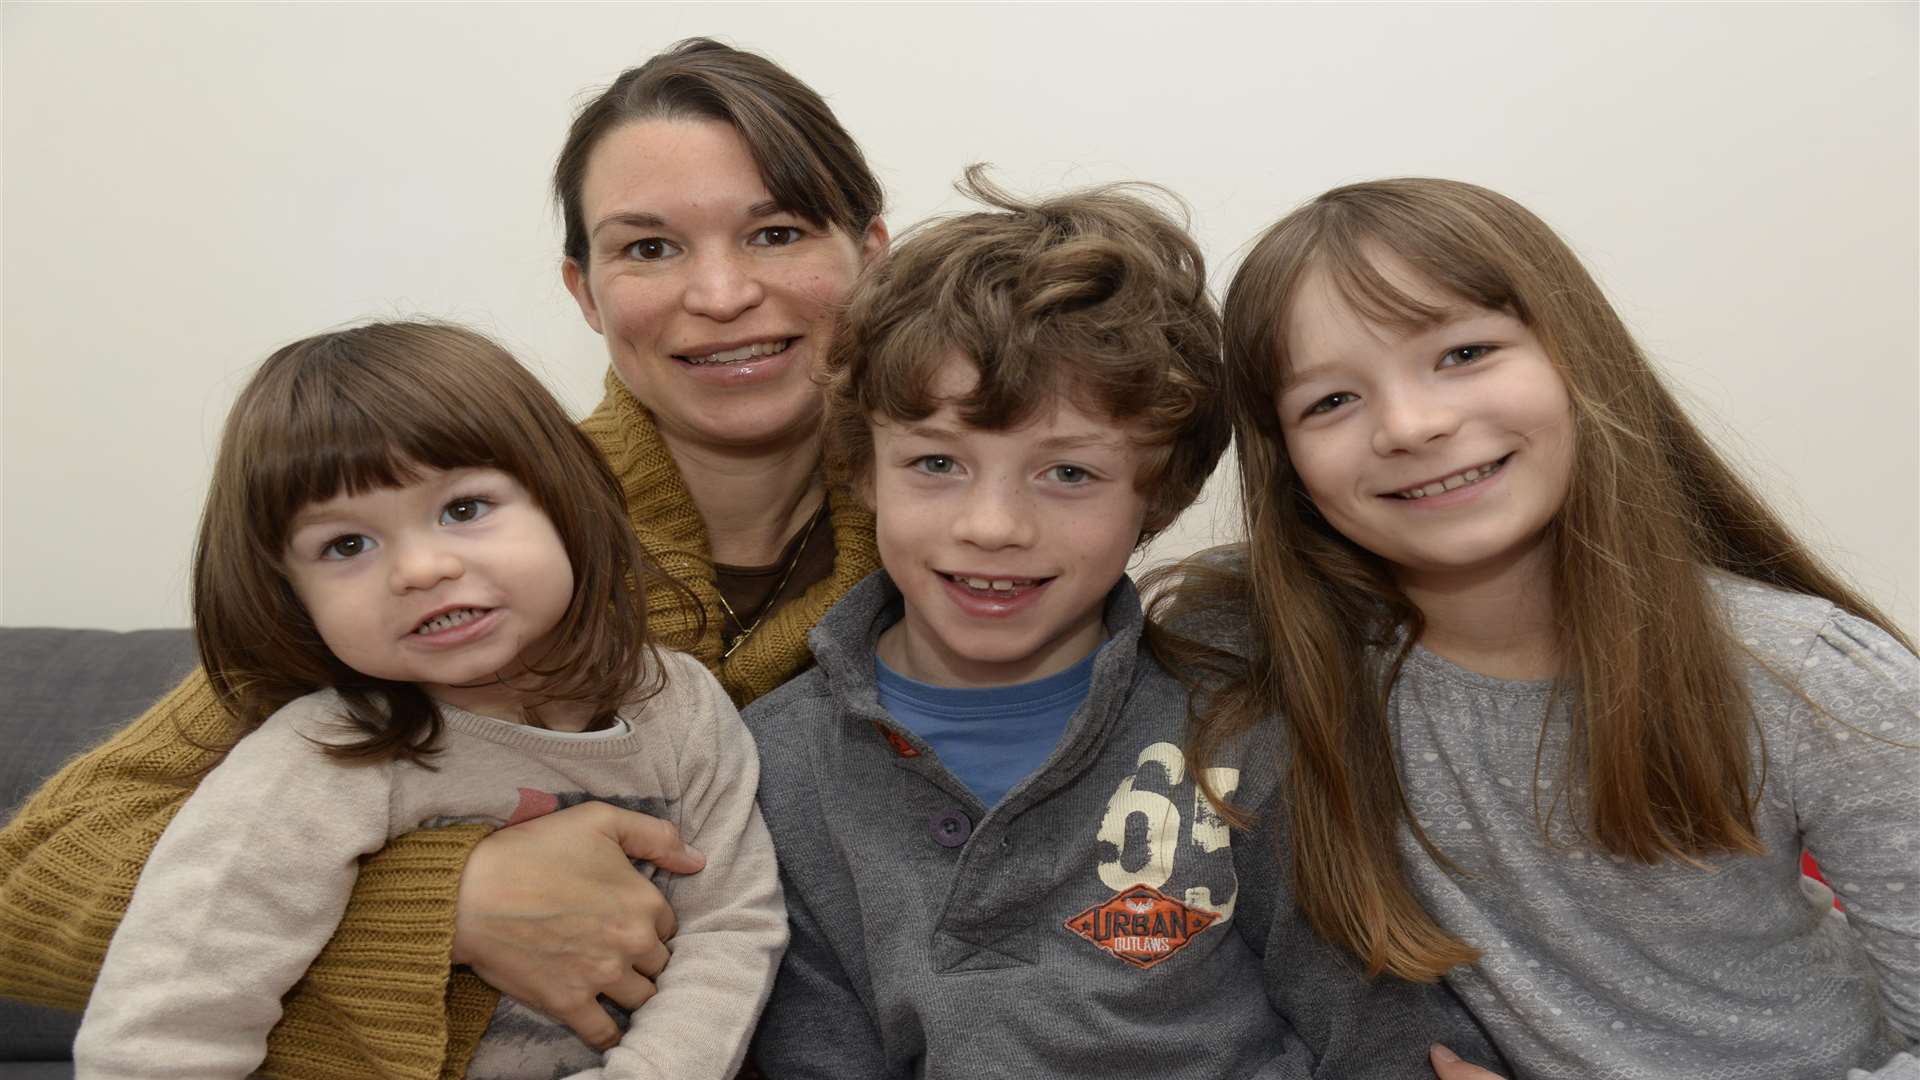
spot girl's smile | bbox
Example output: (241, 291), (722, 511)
(1276, 255), (1574, 597)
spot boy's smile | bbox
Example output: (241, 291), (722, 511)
(870, 359), (1151, 689)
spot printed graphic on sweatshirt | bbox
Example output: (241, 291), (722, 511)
(1071, 740), (1241, 967)
(1065, 883), (1220, 969)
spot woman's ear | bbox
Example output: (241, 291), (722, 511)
(859, 217), (890, 265)
(562, 258), (604, 335)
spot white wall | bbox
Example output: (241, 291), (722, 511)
(3, 2), (1915, 637)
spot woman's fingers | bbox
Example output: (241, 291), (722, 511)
(1430, 1044), (1508, 1079)
(449, 801), (700, 1045)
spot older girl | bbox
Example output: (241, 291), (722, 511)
(1181, 178), (1918, 1077)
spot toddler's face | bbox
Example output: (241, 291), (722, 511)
(1273, 255), (1574, 596)
(868, 358), (1150, 689)
(282, 466), (574, 721)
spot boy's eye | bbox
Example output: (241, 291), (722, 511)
(440, 497), (493, 525)
(1045, 464), (1093, 485)
(911, 455), (958, 476)
(624, 237), (682, 262)
(321, 534), (375, 561)
(750, 225), (805, 247)
(1306, 391), (1359, 417)
(1439, 345), (1492, 367)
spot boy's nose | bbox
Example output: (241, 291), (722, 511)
(682, 250), (766, 321)
(950, 485), (1036, 549)
(388, 543), (464, 593)
(1371, 390), (1461, 455)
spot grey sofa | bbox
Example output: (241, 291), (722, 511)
(0, 626), (198, 1079)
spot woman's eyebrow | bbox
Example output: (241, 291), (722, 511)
(589, 211), (667, 238)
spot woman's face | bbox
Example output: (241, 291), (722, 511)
(563, 119), (886, 455)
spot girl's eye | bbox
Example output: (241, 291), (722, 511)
(440, 497), (493, 525)
(1046, 464), (1093, 485)
(321, 534), (375, 561)
(1440, 345), (1493, 367)
(750, 225), (805, 247)
(911, 455), (957, 476)
(1306, 391), (1359, 417)
(624, 237), (682, 262)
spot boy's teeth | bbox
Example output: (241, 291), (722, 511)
(951, 575), (1035, 592)
(683, 339), (791, 366)
(416, 608), (484, 634)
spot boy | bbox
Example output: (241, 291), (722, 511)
(744, 173), (1504, 1078)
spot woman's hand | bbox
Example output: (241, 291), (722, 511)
(451, 801), (707, 1049)
(1430, 1044), (1507, 1079)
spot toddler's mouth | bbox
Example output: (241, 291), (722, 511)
(415, 607), (490, 635)
(1387, 454), (1511, 500)
(674, 338), (795, 366)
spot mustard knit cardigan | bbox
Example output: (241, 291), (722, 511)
(0, 373), (880, 1079)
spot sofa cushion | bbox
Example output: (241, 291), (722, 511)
(0, 626), (195, 1069)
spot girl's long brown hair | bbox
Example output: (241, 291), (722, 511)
(193, 321), (667, 764)
(1170, 178), (1915, 982)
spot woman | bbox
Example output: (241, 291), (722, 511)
(0, 38), (886, 1079)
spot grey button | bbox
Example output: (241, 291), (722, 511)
(929, 809), (972, 848)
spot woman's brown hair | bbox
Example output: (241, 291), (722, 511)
(1171, 177), (1915, 981)
(192, 321), (661, 763)
(553, 37), (884, 266)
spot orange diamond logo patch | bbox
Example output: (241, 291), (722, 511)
(1064, 883), (1217, 969)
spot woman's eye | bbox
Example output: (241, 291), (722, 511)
(1439, 345), (1492, 367)
(1046, 464), (1093, 485)
(440, 497), (493, 525)
(321, 534), (375, 561)
(1306, 392), (1358, 417)
(625, 237), (681, 261)
(750, 225), (805, 247)
(911, 455), (957, 476)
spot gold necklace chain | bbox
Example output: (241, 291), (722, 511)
(716, 498), (827, 661)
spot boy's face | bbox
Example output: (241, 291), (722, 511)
(869, 358), (1150, 689)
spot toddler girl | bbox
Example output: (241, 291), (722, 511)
(73, 321), (784, 1080)
(1180, 179), (1918, 1077)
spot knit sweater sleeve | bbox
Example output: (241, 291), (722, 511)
(0, 670), (496, 1080)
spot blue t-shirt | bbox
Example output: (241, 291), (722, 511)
(875, 651), (1096, 809)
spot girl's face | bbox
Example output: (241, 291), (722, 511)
(1273, 256), (1574, 595)
(562, 118), (887, 456)
(281, 466), (574, 722)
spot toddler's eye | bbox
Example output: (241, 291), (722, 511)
(750, 225), (805, 247)
(1439, 345), (1492, 367)
(322, 534), (375, 560)
(441, 497), (494, 525)
(1306, 392), (1358, 417)
(1046, 465), (1092, 485)
(911, 455), (957, 476)
(625, 237), (682, 262)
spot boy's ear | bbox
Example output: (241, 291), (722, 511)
(562, 259), (604, 335)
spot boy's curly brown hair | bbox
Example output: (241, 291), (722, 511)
(822, 167), (1227, 542)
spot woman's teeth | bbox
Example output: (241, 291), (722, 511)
(681, 339), (793, 366)
(416, 608), (485, 635)
(1393, 457), (1507, 500)
(946, 574), (1040, 594)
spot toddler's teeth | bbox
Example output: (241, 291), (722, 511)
(990, 579), (1014, 591)
(966, 577), (991, 589)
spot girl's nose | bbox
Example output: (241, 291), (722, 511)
(1370, 388), (1462, 455)
(389, 542), (463, 593)
(950, 483), (1037, 550)
(682, 250), (767, 321)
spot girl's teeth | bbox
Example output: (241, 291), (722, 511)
(685, 339), (791, 366)
(1398, 459), (1504, 499)
(417, 608), (484, 634)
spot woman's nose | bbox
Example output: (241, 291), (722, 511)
(682, 249), (767, 321)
